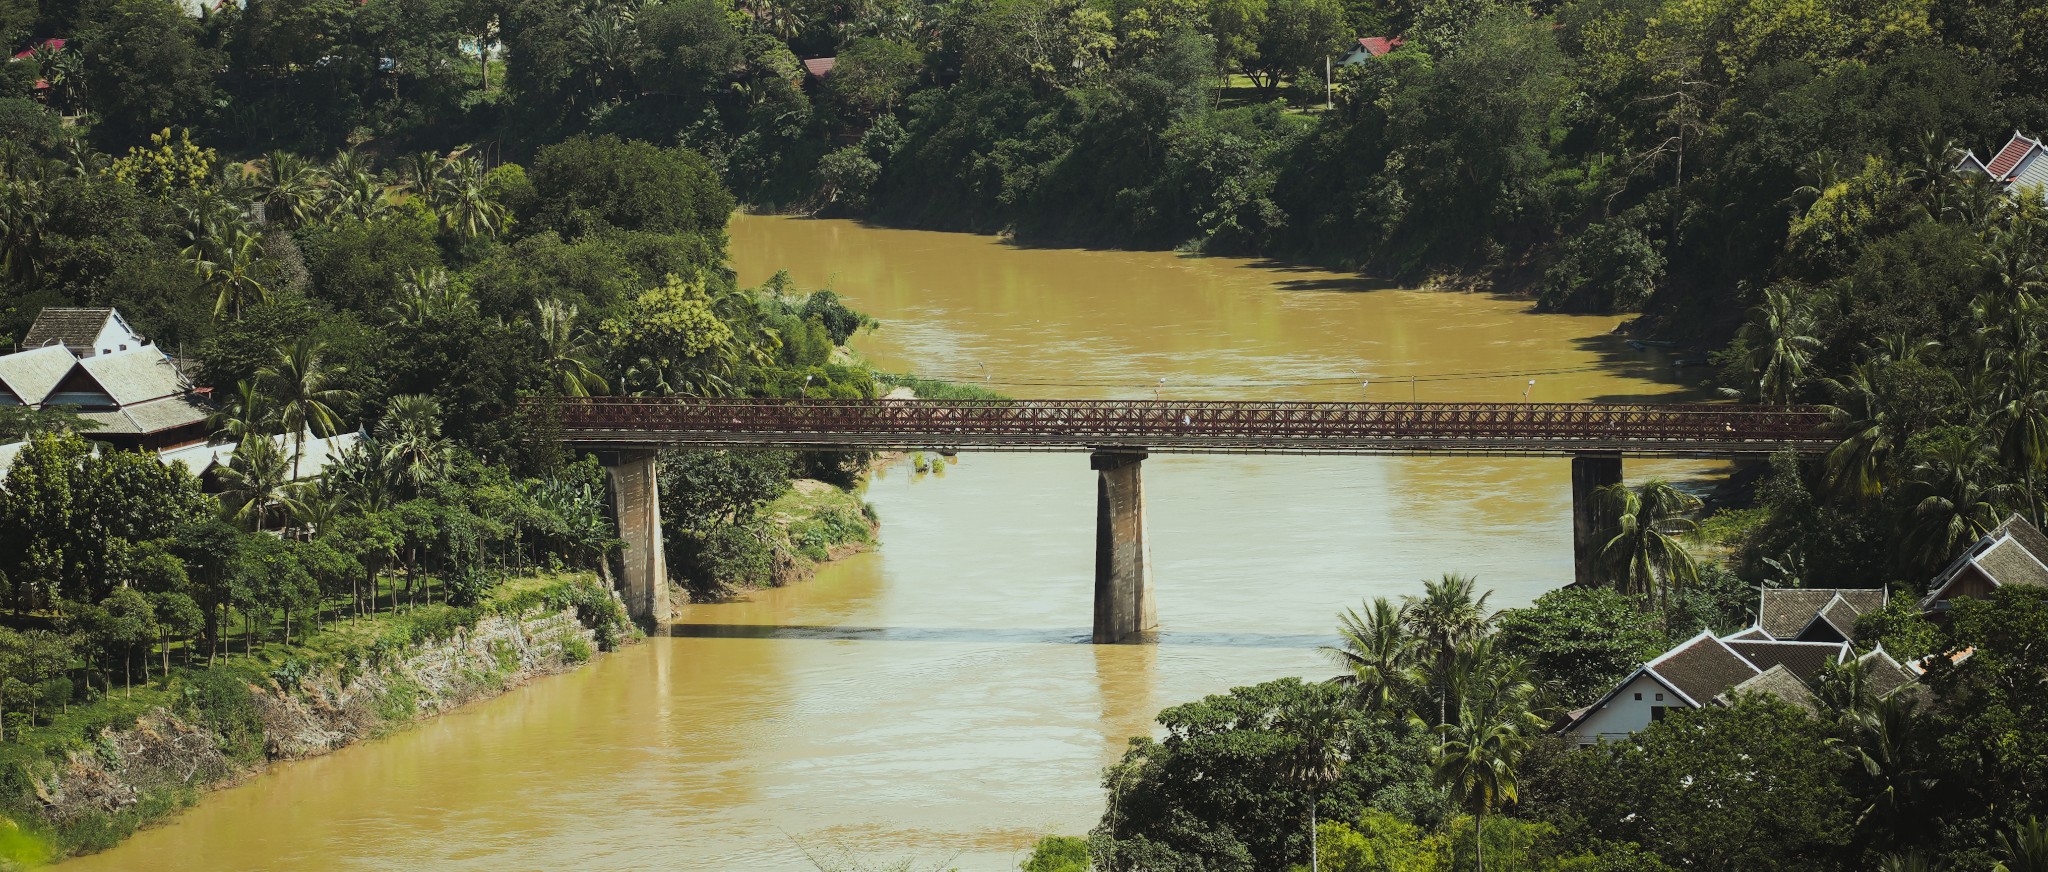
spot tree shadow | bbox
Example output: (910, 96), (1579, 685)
(1568, 334), (1721, 403)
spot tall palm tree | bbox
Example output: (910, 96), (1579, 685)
(1732, 284), (1821, 404)
(437, 157), (508, 239)
(400, 151), (450, 210)
(1403, 574), (1493, 728)
(216, 435), (298, 532)
(1823, 360), (1900, 500)
(259, 337), (356, 482)
(1594, 480), (1702, 615)
(533, 298), (609, 396)
(323, 150), (389, 221)
(1989, 344), (2048, 521)
(255, 151), (325, 229)
(1899, 431), (2014, 574)
(1828, 688), (1937, 842)
(1281, 694), (1349, 872)
(0, 179), (48, 282)
(197, 231), (269, 321)
(208, 379), (272, 445)
(1433, 704), (1530, 872)
(1324, 597), (1415, 714)
(384, 267), (473, 327)
(381, 394), (451, 495)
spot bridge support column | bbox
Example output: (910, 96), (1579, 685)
(1092, 450), (1155, 644)
(604, 449), (670, 628)
(1571, 452), (1623, 587)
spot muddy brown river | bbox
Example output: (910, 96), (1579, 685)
(64, 216), (1718, 870)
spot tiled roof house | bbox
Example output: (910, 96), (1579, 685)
(2, 307), (211, 452)
(1339, 36), (1405, 65)
(1959, 131), (2048, 200)
(21, 307), (145, 358)
(1564, 584), (1918, 744)
(1921, 514), (2048, 615)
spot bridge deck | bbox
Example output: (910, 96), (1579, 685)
(536, 398), (1835, 458)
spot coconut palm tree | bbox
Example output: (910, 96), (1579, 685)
(400, 151), (450, 210)
(1898, 431), (2015, 575)
(255, 151), (325, 229)
(216, 435), (298, 532)
(197, 231), (269, 321)
(323, 150), (388, 220)
(1433, 704), (1530, 872)
(1823, 360), (1902, 501)
(1732, 284), (1821, 404)
(1324, 597), (1416, 714)
(437, 157), (508, 239)
(384, 267), (473, 327)
(259, 337), (356, 482)
(208, 379), (273, 445)
(1827, 688), (1938, 842)
(1594, 480), (1701, 615)
(533, 298), (609, 396)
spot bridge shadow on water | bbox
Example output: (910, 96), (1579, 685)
(664, 623), (1335, 649)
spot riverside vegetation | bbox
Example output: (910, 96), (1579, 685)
(0, 8), (899, 858)
(1021, 566), (2048, 871)
(0, 0), (2045, 867)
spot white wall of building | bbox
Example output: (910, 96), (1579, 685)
(1568, 672), (1689, 745)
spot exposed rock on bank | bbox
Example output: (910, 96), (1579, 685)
(6, 575), (628, 859)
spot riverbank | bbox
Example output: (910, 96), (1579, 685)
(0, 573), (633, 864)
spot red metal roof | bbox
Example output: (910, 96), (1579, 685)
(1358, 36), (1403, 57)
(1987, 132), (2042, 179)
(11, 38), (63, 61)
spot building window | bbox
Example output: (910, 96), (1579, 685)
(1654, 693), (1664, 701)
(1633, 693), (1641, 700)
(1650, 706), (1668, 722)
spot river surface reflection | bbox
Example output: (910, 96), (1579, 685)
(63, 216), (1719, 870)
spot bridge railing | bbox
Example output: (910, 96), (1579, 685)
(529, 397), (1837, 456)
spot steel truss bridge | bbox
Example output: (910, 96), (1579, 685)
(536, 397), (1836, 458)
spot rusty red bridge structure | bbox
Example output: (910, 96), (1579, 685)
(535, 397), (1836, 642)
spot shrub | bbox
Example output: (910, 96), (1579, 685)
(1538, 217), (1665, 313)
(1020, 835), (1090, 872)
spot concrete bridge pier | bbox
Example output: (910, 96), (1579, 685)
(1092, 449), (1156, 643)
(603, 448), (670, 628)
(1571, 452), (1623, 587)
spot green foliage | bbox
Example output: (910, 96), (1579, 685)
(1094, 677), (1437, 871)
(1854, 595), (1939, 662)
(1538, 217), (1665, 313)
(1494, 588), (1664, 707)
(527, 135), (735, 241)
(1021, 835), (1091, 872)
(178, 667), (266, 763)
(1533, 698), (1854, 870)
